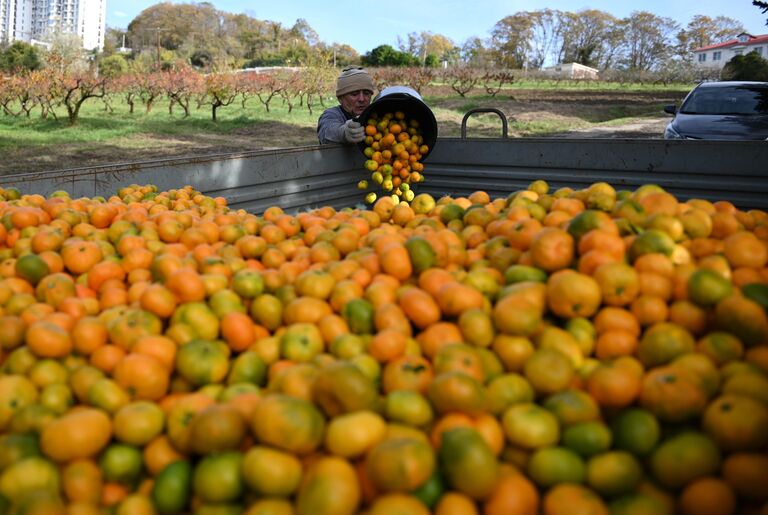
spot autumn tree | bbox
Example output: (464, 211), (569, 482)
(617, 11), (679, 71)
(198, 73), (240, 121)
(489, 13), (534, 68)
(161, 65), (204, 116)
(53, 72), (108, 125)
(461, 37), (494, 67)
(398, 31), (455, 66)
(557, 9), (621, 69)
(676, 15), (745, 61)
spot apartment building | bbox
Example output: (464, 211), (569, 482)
(693, 32), (768, 70)
(0, 0), (106, 51)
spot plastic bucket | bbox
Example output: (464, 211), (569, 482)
(356, 86), (438, 161)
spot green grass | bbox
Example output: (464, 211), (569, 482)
(0, 96), (323, 152)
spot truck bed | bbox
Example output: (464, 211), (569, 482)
(1, 138), (766, 211)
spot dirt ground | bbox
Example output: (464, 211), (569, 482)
(6, 88), (684, 175)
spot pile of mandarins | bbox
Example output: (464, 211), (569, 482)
(359, 110), (429, 205)
(0, 179), (767, 515)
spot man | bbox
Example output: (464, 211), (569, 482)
(317, 66), (375, 144)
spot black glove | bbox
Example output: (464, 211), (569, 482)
(342, 119), (365, 143)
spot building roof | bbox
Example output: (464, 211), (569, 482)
(695, 33), (768, 52)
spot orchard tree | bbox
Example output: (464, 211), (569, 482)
(0, 42), (42, 73)
(198, 73), (239, 121)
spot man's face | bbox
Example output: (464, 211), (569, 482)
(339, 90), (373, 116)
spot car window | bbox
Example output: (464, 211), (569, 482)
(680, 85), (768, 115)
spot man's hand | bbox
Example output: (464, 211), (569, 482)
(342, 119), (365, 143)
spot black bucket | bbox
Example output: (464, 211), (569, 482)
(356, 86), (438, 161)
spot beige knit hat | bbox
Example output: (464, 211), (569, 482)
(336, 66), (375, 97)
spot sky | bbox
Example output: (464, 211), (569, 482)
(107, 0), (768, 53)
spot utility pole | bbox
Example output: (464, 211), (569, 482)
(145, 27), (168, 63)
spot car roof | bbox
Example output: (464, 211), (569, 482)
(696, 81), (768, 89)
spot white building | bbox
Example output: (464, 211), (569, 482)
(693, 32), (768, 70)
(0, 0), (106, 51)
(542, 62), (599, 80)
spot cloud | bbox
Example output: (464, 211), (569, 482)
(113, 10), (128, 17)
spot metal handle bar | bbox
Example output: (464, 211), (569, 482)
(460, 108), (509, 139)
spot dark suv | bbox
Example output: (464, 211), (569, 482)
(663, 81), (768, 140)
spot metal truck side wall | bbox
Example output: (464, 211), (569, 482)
(1, 139), (766, 211)
(423, 138), (768, 209)
(0, 146), (365, 213)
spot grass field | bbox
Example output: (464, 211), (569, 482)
(1, 81), (690, 175)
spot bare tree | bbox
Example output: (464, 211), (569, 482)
(528, 9), (562, 69)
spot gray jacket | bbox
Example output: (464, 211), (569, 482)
(317, 105), (355, 144)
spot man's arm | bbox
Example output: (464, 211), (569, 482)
(317, 107), (348, 144)
(317, 107), (364, 144)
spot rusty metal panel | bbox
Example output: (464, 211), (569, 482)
(423, 138), (768, 209)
